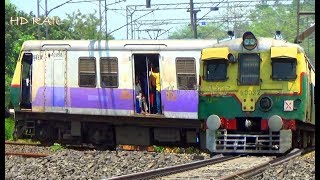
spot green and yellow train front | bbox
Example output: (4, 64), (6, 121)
(199, 32), (315, 154)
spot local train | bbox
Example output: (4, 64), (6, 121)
(10, 32), (315, 154)
(10, 39), (217, 148)
(200, 32), (315, 154)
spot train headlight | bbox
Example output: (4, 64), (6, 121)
(207, 115), (221, 131)
(242, 31), (257, 50)
(259, 97), (273, 111)
(228, 53), (237, 63)
(268, 115), (283, 131)
(294, 99), (301, 109)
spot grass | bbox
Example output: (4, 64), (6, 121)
(50, 143), (64, 152)
(153, 145), (202, 154)
(5, 117), (15, 140)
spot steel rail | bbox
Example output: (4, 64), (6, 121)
(108, 155), (239, 180)
(5, 141), (41, 146)
(5, 152), (49, 158)
(219, 147), (315, 180)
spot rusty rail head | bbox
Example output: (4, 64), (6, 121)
(108, 155), (239, 180)
(5, 141), (41, 146)
(5, 152), (49, 158)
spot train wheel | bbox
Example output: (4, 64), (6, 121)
(36, 125), (54, 146)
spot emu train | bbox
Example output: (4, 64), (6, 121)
(10, 39), (217, 148)
(199, 32), (315, 154)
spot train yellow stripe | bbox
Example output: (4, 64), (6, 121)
(271, 47), (297, 58)
(11, 60), (21, 86)
(201, 47), (230, 60)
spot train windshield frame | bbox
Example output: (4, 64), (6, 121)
(271, 58), (297, 80)
(203, 59), (228, 81)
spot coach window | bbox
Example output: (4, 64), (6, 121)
(100, 57), (118, 87)
(271, 58), (297, 80)
(176, 57), (196, 90)
(78, 57), (96, 87)
(203, 59), (227, 81)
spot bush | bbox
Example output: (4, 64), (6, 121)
(50, 143), (64, 152)
(5, 118), (15, 140)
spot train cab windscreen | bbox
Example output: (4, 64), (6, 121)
(271, 58), (297, 80)
(203, 60), (227, 81)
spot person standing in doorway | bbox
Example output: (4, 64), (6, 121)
(151, 66), (161, 114)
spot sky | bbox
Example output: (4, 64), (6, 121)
(9, 0), (293, 40)
(9, 0), (243, 40)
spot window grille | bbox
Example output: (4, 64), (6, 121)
(100, 57), (118, 87)
(176, 57), (196, 90)
(79, 57), (96, 87)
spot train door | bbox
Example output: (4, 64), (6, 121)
(20, 53), (33, 109)
(44, 50), (68, 112)
(133, 54), (162, 115)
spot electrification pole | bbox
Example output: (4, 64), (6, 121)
(189, 0), (195, 39)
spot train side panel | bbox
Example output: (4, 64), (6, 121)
(32, 50), (135, 116)
(160, 51), (200, 119)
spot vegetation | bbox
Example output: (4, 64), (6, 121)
(5, 118), (15, 140)
(153, 145), (165, 153)
(153, 146), (202, 154)
(50, 143), (64, 152)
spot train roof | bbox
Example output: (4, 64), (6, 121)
(21, 39), (218, 51)
(210, 37), (315, 71)
(212, 37), (305, 53)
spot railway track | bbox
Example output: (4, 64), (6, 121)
(108, 155), (240, 180)
(220, 147), (315, 180)
(5, 141), (50, 158)
(5, 140), (41, 146)
(108, 147), (314, 180)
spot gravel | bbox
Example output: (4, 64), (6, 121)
(5, 148), (209, 180)
(5, 144), (54, 155)
(250, 151), (315, 180)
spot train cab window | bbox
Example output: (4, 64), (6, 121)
(100, 57), (118, 87)
(271, 58), (297, 80)
(78, 57), (96, 87)
(238, 53), (260, 85)
(176, 57), (196, 90)
(203, 60), (227, 81)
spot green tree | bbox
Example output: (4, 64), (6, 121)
(48, 10), (114, 40)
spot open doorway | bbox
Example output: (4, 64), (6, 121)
(133, 54), (161, 115)
(20, 53), (33, 109)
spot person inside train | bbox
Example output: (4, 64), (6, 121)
(140, 72), (149, 113)
(151, 66), (161, 114)
(149, 65), (156, 114)
(135, 77), (148, 114)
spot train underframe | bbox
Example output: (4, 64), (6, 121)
(206, 121), (315, 154)
(13, 110), (206, 149)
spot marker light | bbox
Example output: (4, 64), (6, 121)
(242, 31), (257, 50)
